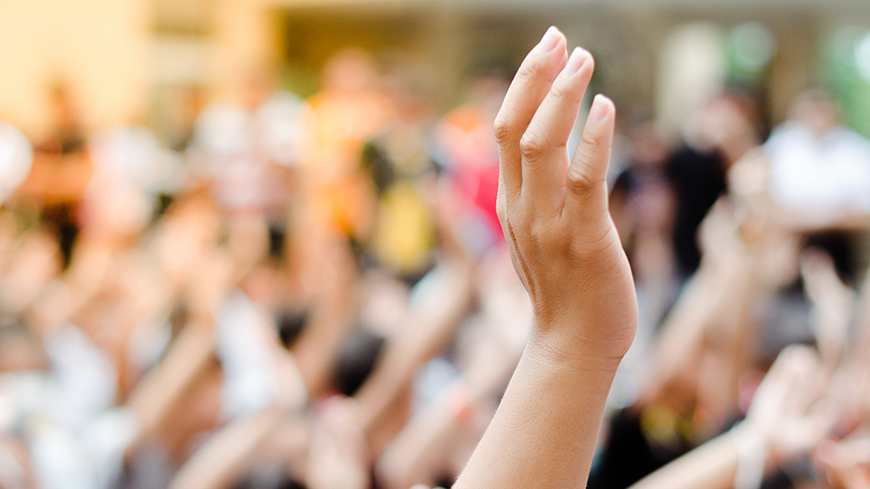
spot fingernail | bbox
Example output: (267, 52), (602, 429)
(564, 48), (589, 75)
(533, 26), (561, 55)
(588, 94), (610, 123)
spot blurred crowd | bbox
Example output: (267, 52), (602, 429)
(1, 43), (870, 489)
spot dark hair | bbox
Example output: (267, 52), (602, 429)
(334, 327), (387, 397)
(275, 309), (310, 348)
(230, 467), (306, 489)
(267, 224), (286, 263)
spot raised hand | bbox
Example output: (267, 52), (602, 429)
(747, 345), (833, 464)
(493, 26), (637, 361)
(454, 27), (638, 489)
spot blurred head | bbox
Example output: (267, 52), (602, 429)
(322, 49), (380, 93)
(380, 61), (437, 122)
(701, 90), (761, 148)
(80, 172), (154, 239)
(629, 122), (669, 168)
(242, 68), (276, 112)
(153, 191), (223, 290)
(466, 67), (511, 116)
(49, 83), (80, 126)
(789, 89), (840, 138)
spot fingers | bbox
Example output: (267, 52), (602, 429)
(562, 94), (616, 234)
(520, 47), (594, 210)
(494, 26), (568, 202)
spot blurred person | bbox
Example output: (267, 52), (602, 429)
(666, 90), (762, 278)
(190, 69), (304, 274)
(590, 187), (828, 489)
(620, 227), (870, 489)
(297, 49), (395, 244)
(89, 125), (187, 211)
(360, 65), (440, 282)
(608, 121), (678, 397)
(23, 145), (158, 339)
(36, 85), (87, 156)
(376, 248), (530, 489)
(765, 89), (870, 220)
(627, 344), (832, 489)
(0, 123), (42, 315)
(0, 149), (176, 489)
(18, 84), (93, 268)
(121, 194), (308, 489)
(0, 227), (63, 318)
(169, 87), (207, 154)
(761, 89), (870, 284)
(431, 67), (509, 258)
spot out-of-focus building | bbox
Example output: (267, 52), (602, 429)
(2, 0), (870, 141)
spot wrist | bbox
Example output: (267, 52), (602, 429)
(528, 311), (635, 367)
(730, 422), (769, 489)
(525, 323), (626, 374)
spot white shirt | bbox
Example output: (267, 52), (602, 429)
(766, 123), (870, 217)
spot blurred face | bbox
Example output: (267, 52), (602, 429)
(631, 124), (668, 168)
(702, 96), (754, 148)
(243, 74), (271, 112)
(154, 199), (222, 290)
(82, 174), (152, 238)
(793, 94), (839, 138)
(322, 50), (379, 93)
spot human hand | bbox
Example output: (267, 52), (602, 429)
(493, 26), (637, 362)
(801, 249), (855, 367)
(817, 434), (870, 489)
(746, 345), (834, 464)
(307, 396), (370, 489)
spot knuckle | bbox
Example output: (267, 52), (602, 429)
(580, 131), (605, 150)
(548, 80), (573, 105)
(566, 163), (597, 192)
(493, 112), (512, 145)
(519, 133), (545, 162)
(515, 58), (538, 81)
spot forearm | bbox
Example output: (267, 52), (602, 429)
(454, 332), (620, 489)
(628, 430), (737, 489)
(169, 407), (282, 489)
(357, 260), (473, 431)
(629, 423), (776, 489)
(127, 323), (214, 436)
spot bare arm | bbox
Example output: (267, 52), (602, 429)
(454, 26), (638, 488)
(354, 257), (473, 454)
(126, 322), (215, 440)
(168, 407), (283, 489)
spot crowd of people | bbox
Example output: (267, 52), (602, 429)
(1, 26), (870, 489)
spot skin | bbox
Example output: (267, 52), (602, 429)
(453, 26), (638, 488)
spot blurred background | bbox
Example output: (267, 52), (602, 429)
(2, 0), (870, 138)
(3, 1), (870, 489)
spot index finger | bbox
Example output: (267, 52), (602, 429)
(494, 26), (568, 200)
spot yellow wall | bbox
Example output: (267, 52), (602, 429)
(0, 0), (150, 139)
